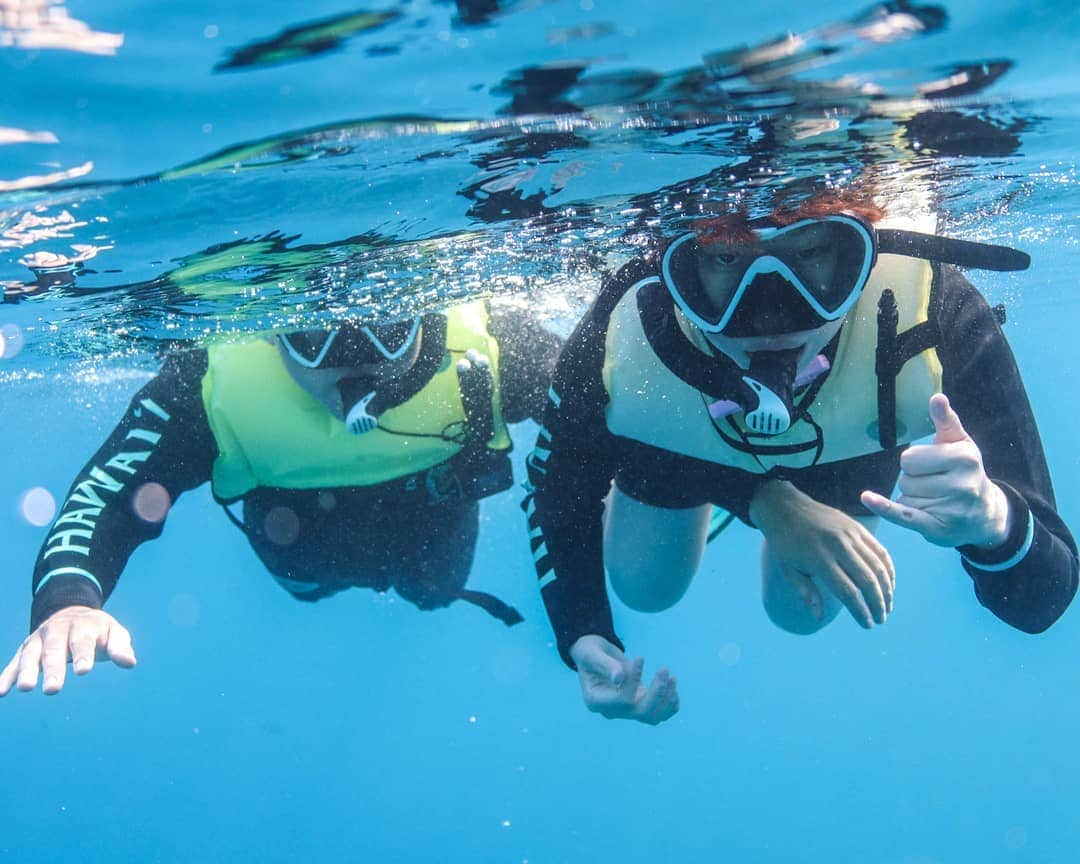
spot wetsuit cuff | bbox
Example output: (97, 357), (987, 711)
(958, 483), (1034, 571)
(557, 627), (625, 671)
(30, 573), (104, 632)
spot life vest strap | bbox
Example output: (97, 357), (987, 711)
(457, 588), (524, 627)
(457, 356), (496, 457)
(875, 274), (944, 451)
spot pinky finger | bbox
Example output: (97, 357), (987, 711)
(105, 623), (137, 668)
(860, 491), (936, 535)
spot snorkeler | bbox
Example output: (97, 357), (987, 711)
(1, 300), (560, 696)
(522, 186), (1078, 725)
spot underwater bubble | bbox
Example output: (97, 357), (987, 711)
(718, 642), (742, 666)
(0, 324), (25, 360)
(168, 593), (201, 628)
(264, 506), (301, 545)
(19, 487), (56, 527)
(132, 482), (171, 523)
(1004, 826), (1028, 850)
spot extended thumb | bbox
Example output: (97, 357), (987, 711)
(930, 393), (968, 444)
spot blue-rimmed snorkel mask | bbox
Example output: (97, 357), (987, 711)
(662, 213), (1030, 338)
(664, 215), (876, 337)
(279, 318), (422, 435)
(659, 212), (1030, 435)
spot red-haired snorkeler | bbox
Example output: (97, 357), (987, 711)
(522, 187), (1077, 725)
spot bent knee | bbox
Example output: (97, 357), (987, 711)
(763, 591), (841, 635)
(764, 603), (831, 635)
(608, 560), (694, 612)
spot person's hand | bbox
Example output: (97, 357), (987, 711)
(861, 393), (1011, 549)
(751, 480), (895, 628)
(0, 606), (136, 697)
(569, 635), (678, 726)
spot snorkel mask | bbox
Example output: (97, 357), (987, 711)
(660, 212), (1030, 435)
(279, 318), (422, 434)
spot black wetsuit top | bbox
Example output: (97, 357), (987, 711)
(524, 253), (1079, 667)
(30, 306), (561, 631)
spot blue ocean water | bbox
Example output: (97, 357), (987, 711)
(2, 0), (1079, 861)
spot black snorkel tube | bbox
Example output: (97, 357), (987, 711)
(876, 230), (1031, 272)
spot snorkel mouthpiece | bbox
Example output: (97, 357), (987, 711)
(338, 377), (379, 435)
(738, 348), (801, 436)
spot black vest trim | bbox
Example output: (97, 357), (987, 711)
(874, 263), (946, 450)
(635, 279), (747, 400)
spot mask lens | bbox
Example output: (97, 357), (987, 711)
(763, 218), (873, 314)
(664, 216), (876, 333)
(280, 318), (421, 369)
(662, 234), (730, 329)
(279, 330), (336, 367)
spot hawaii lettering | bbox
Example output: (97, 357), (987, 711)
(35, 398), (171, 595)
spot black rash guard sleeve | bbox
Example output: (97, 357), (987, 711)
(487, 303), (564, 424)
(522, 260), (662, 667)
(29, 351), (217, 631)
(935, 266), (1078, 632)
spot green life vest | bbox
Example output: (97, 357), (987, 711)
(202, 302), (512, 500)
(602, 253), (944, 473)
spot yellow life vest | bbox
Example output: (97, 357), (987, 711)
(202, 302), (512, 500)
(602, 254), (943, 473)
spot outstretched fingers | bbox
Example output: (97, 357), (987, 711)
(1, 610), (139, 699)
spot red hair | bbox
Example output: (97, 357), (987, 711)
(695, 210), (757, 246)
(694, 185), (886, 246)
(770, 186), (885, 225)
